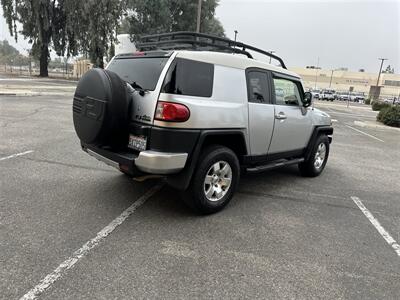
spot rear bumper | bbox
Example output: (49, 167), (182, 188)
(135, 151), (187, 174)
(82, 144), (188, 176)
(81, 123), (199, 178)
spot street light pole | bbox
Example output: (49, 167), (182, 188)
(196, 0), (202, 33)
(376, 58), (387, 87)
(329, 69), (334, 88)
(314, 57), (320, 90)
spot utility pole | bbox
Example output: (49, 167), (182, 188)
(196, 0), (202, 33)
(314, 57), (320, 90)
(376, 58), (388, 86)
(269, 51), (275, 64)
(329, 69), (334, 88)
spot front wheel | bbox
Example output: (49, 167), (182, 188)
(182, 145), (240, 214)
(299, 135), (330, 177)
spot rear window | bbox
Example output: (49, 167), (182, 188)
(162, 58), (214, 97)
(107, 57), (168, 91)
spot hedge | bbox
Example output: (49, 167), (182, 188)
(372, 101), (391, 111)
(377, 105), (400, 127)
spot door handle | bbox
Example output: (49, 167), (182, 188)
(275, 112), (287, 120)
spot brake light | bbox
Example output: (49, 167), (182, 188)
(155, 101), (190, 122)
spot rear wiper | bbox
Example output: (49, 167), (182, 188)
(130, 81), (148, 96)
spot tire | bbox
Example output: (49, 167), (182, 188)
(73, 68), (130, 148)
(182, 145), (240, 214)
(299, 135), (330, 177)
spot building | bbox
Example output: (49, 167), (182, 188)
(290, 67), (400, 99)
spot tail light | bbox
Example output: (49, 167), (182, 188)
(155, 101), (190, 122)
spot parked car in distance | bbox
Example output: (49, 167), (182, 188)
(383, 97), (399, 105)
(320, 89), (335, 101)
(311, 89), (320, 99)
(338, 93), (349, 101)
(351, 92), (366, 103)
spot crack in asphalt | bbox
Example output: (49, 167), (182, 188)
(1, 107), (50, 128)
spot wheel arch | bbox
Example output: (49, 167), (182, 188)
(166, 129), (248, 190)
(304, 126), (333, 161)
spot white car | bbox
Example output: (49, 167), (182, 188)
(320, 90), (335, 101)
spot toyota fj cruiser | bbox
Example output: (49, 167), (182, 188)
(73, 32), (333, 214)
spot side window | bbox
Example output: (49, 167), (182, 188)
(273, 78), (301, 106)
(162, 58), (214, 97)
(247, 71), (270, 103)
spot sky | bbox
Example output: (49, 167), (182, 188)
(1, 0), (399, 73)
(216, 0), (400, 72)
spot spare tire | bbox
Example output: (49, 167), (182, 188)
(72, 68), (130, 148)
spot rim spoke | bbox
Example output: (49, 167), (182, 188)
(204, 175), (213, 184)
(220, 177), (231, 187)
(220, 164), (230, 176)
(205, 186), (214, 198)
(215, 189), (223, 199)
(213, 162), (221, 173)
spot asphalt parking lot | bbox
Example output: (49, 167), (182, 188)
(1, 76), (400, 299)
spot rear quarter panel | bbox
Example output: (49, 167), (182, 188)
(155, 65), (248, 130)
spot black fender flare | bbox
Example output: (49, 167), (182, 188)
(166, 129), (247, 190)
(305, 125), (333, 161)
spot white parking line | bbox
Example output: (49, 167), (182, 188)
(19, 183), (164, 300)
(0, 150), (34, 161)
(345, 125), (385, 143)
(351, 196), (400, 257)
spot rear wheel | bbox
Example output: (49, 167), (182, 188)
(299, 135), (330, 177)
(183, 145), (240, 214)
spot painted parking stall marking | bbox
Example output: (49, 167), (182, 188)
(0, 150), (34, 161)
(345, 125), (384, 143)
(351, 196), (400, 257)
(19, 183), (164, 300)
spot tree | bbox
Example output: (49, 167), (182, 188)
(76, 0), (125, 68)
(1, 0), (124, 75)
(382, 65), (395, 74)
(125, 0), (225, 39)
(0, 0), (71, 76)
(0, 40), (30, 65)
(0, 40), (19, 57)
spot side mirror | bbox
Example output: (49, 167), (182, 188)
(302, 92), (313, 107)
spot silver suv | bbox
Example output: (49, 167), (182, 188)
(73, 32), (333, 214)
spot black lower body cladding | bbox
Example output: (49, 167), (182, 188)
(73, 68), (130, 148)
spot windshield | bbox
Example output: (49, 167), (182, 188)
(107, 57), (168, 91)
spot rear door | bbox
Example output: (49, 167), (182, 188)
(246, 69), (275, 155)
(268, 74), (313, 154)
(106, 53), (173, 125)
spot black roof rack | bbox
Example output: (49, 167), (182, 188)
(137, 31), (287, 69)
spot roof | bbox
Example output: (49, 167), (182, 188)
(175, 50), (300, 78)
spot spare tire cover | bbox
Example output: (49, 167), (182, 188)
(73, 68), (129, 146)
